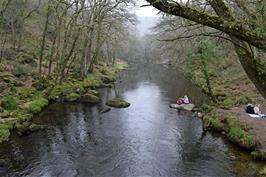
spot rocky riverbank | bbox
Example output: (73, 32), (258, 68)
(0, 61), (129, 143)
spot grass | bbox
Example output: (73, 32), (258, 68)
(202, 112), (223, 131)
(225, 115), (255, 149)
(218, 95), (252, 109)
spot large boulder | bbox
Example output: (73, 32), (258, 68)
(106, 98), (130, 108)
(170, 103), (195, 111)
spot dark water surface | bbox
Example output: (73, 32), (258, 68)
(0, 65), (263, 177)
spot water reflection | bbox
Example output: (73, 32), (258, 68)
(0, 64), (263, 177)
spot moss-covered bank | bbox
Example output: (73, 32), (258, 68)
(0, 63), (121, 143)
(199, 104), (266, 161)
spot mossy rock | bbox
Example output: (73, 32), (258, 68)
(81, 93), (100, 104)
(29, 124), (46, 132)
(65, 93), (80, 102)
(87, 90), (100, 96)
(12, 109), (33, 122)
(0, 107), (4, 113)
(0, 111), (10, 118)
(260, 166), (266, 177)
(101, 75), (116, 84)
(32, 80), (48, 91)
(3, 77), (11, 83)
(203, 113), (223, 132)
(100, 107), (111, 114)
(15, 123), (45, 136)
(106, 98), (130, 108)
(13, 80), (24, 87)
(0, 122), (14, 143)
(82, 75), (104, 89)
(18, 87), (39, 100)
(1, 95), (18, 111)
(251, 150), (266, 161)
(22, 98), (49, 114)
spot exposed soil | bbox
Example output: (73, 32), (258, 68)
(218, 107), (266, 153)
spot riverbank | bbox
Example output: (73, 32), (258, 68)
(189, 56), (266, 170)
(0, 60), (128, 143)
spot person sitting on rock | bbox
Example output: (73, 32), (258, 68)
(176, 95), (189, 105)
(183, 95), (190, 104)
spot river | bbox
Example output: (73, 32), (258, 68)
(0, 64), (263, 177)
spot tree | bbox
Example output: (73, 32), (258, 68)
(186, 40), (223, 102)
(146, 0), (266, 99)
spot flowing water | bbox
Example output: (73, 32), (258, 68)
(0, 65), (263, 177)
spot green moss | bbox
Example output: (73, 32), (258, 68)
(15, 122), (30, 136)
(65, 93), (80, 102)
(260, 166), (266, 177)
(13, 109), (33, 122)
(44, 85), (62, 100)
(219, 95), (252, 109)
(1, 95), (18, 110)
(87, 90), (100, 96)
(82, 74), (103, 88)
(114, 61), (129, 70)
(203, 112), (223, 131)
(200, 104), (215, 113)
(81, 93), (100, 104)
(0, 122), (15, 143)
(29, 124), (46, 132)
(219, 97), (236, 109)
(23, 98), (49, 114)
(251, 150), (266, 160)
(106, 98), (130, 108)
(18, 87), (40, 100)
(225, 115), (254, 149)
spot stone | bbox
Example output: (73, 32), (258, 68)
(87, 90), (100, 96)
(169, 103), (195, 111)
(106, 98), (130, 108)
(0, 112), (10, 118)
(100, 107), (111, 114)
(197, 112), (203, 118)
(81, 93), (100, 104)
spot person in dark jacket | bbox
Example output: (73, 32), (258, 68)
(246, 104), (255, 114)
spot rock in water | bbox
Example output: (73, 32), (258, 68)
(169, 103), (195, 111)
(81, 93), (100, 104)
(100, 107), (111, 114)
(106, 98), (130, 108)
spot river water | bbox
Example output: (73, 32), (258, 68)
(0, 65), (263, 177)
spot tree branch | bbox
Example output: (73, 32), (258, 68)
(146, 0), (266, 50)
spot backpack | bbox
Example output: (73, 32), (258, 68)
(246, 105), (255, 114)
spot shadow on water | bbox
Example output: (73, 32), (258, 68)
(0, 64), (264, 177)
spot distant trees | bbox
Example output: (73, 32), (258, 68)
(147, 0), (266, 99)
(0, 0), (136, 82)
